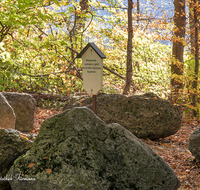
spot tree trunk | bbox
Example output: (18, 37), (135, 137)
(76, 0), (89, 32)
(189, 0), (200, 54)
(137, 0), (140, 25)
(123, 0), (133, 95)
(171, 0), (186, 102)
(189, 1), (195, 55)
(192, 0), (199, 117)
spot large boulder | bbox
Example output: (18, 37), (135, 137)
(0, 128), (33, 190)
(188, 127), (200, 162)
(3, 92), (36, 132)
(7, 107), (180, 190)
(0, 93), (16, 130)
(62, 93), (182, 140)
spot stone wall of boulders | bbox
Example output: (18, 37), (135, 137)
(0, 92), (183, 189)
(63, 93), (182, 140)
(7, 107), (180, 190)
(0, 92), (36, 132)
(0, 92), (36, 189)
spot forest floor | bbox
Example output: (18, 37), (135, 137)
(33, 107), (200, 190)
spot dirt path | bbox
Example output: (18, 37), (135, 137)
(141, 123), (200, 189)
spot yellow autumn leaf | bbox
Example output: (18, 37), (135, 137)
(20, 134), (29, 140)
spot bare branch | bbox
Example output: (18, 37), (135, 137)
(66, 46), (79, 54)
(81, 13), (94, 34)
(7, 32), (26, 46)
(103, 66), (125, 80)
(35, 25), (48, 36)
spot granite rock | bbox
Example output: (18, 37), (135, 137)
(63, 93), (182, 140)
(7, 107), (180, 190)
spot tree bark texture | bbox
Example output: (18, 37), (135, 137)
(76, 0), (89, 32)
(189, 1), (195, 55)
(192, 0), (199, 117)
(171, 0), (186, 101)
(189, 0), (200, 54)
(137, 0), (140, 25)
(123, 0), (133, 95)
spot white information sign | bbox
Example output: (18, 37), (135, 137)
(82, 46), (103, 95)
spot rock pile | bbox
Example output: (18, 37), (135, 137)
(63, 93), (182, 140)
(1, 92), (36, 132)
(8, 107), (180, 190)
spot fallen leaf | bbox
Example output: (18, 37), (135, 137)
(46, 169), (52, 174)
(20, 134), (29, 140)
(28, 163), (35, 168)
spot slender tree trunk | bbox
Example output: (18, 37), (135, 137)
(137, 0), (139, 25)
(192, 0), (199, 117)
(187, 0), (195, 103)
(171, 0), (186, 102)
(189, 1), (195, 55)
(189, 0), (200, 54)
(123, 0), (133, 95)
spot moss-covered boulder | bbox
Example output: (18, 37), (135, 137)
(0, 128), (33, 190)
(63, 93), (182, 140)
(188, 127), (200, 162)
(7, 107), (180, 190)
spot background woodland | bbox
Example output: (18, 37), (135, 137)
(0, 0), (200, 117)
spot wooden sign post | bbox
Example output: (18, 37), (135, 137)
(76, 43), (106, 114)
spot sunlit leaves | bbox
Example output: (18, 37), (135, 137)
(0, 42), (12, 63)
(0, 0), (197, 105)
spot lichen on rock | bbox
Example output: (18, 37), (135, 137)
(0, 128), (33, 190)
(7, 107), (180, 190)
(63, 93), (182, 140)
(188, 127), (200, 162)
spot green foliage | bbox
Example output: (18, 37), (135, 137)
(0, 0), (171, 96)
(0, 0), (198, 118)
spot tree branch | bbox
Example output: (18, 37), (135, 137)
(35, 25), (48, 36)
(103, 66), (139, 91)
(103, 66), (125, 80)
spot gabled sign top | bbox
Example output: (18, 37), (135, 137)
(76, 42), (106, 59)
